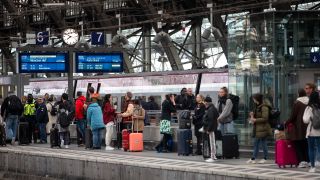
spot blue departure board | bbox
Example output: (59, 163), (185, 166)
(18, 53), (68, 73)
(75, 52), (123, 73)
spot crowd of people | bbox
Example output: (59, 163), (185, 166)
(1, 83), (320, 173)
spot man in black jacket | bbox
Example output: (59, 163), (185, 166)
(202, 96), (219, 163)
(1, 94), (24, 145)
(36, 97), (49, 143)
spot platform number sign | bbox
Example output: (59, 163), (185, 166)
(36, 31), (49, 45)
(310, 52), (320, 63)
(91, 32), (105, 45)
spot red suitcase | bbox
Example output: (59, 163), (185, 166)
(275, 140), (298, 168)
(122, 129), (130, 151)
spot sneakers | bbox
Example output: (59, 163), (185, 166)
(199, 127), (204, 133)
(315, 161), (320, 167)
(60, 140), (64, 147)
(309, 167), (316, 173)
(299, 161), (308, 168)
(11, 138), (15, 146)
(258, 159), (267, 164)
(205, 158), (216, 163)
(65, 145), (69, 149)
(246, 159), (256, 164)
(105, 146), (114, 151)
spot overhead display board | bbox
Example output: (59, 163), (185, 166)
(75, 52), (123, 73)
(18, 52), (68, 73)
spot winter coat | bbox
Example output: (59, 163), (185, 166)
(36, 103), (49, 124)
(132, 106), (145, 132)
(253, 102), (272, 138)
(161, 100), (176, 121)
(75, 96), (86, 120)
(203, 103), (219, 132)
(46, 101), (57, 133)
(286, 96), (309, 140)
(216, 98), (233, 124)
(1, 95), (24, 118)
(103, 102), (116, 125)
(303, 106), (320, 137)
(175, 95), (196, 110)
(193, 103), (206, 127)
(87, 103), (105, 131)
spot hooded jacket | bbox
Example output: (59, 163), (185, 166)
(75, 96), (86, 120)
(253, 101), (272, 138)
(303, 105), (320, 138)
(203, 103), (219, 132)
(286, 96), (309, 140)
(216, 97), (233, 124)
(103, 102), (116, 125)
(87, 103), (105, 130)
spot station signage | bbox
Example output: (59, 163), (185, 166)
(91, 32), (105, 45)
(310, 52), (320, 63)
(35, 31), (49, 45)
(75, 52), (123, 73)
(18, 52), (68, 73)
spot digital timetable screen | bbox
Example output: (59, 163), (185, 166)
(18, 53), (68, 73)
(75, 52), (123, 73)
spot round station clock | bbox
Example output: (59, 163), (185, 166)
(62, 28), (79, 45)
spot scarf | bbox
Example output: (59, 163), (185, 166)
(218, 96), (227, 113)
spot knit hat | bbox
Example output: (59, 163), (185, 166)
(204, 96), (212, 103)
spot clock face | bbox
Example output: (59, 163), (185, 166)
(62, 28), (79, 45)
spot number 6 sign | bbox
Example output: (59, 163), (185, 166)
(35, 31), (49, 45)
(91, 32), (105, 45)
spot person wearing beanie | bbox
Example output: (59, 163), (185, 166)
(202, 96), (219, 163)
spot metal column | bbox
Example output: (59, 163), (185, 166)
(196, 22), (202, 68)
(68, 51), (74, 101)
(144, 28), (152, 72)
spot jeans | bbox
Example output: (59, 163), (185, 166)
(76, 119), (86, 145)
(105, 122), (114, 146)
(38, 123), (47, 142)
(92, 128), (104, 148)
(60, 131), (70, 145)
(5, 115), (19, 140)
(252, 138), (268, 160)
(307, 137), (320, 167)
(209, 131), (217, 159)
(218, 121), (235, 135)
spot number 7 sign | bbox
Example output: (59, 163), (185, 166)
(91, 32), (105, 45)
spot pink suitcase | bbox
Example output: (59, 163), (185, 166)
(275, 140), (298, 168)
(129, 118), (143, 152)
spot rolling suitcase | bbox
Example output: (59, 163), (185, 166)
(50, 124), (60, 148)
(179, 119), (191, 129)
(177, 129), (193, 156)
(129, 118), (143, 152)
(85, 128), (93, 149)
(0, 124), (6, 146)
(18, 122), (29, 145)
(202, 133), (210, 159)
(116, 116), (122, 149)
(222, 133), (239, 159)
(275, 140), (298, 168)
(122, 129), (130, 151)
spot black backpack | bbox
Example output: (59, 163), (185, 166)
(228, 94), (240, 120)
(58, 109), (70, 128)
(49, 102), (58, 116)
(7, 95), (23, 115)
(311, 106), (320, 130)
(179, 110), (191, 120)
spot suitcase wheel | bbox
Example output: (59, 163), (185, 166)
(124, 149), (128, 152)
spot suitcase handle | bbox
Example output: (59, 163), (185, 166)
(132, 117), (140, 133)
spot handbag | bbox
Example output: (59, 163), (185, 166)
(160, 119), (171, 134)
(285, 122), (296, 140)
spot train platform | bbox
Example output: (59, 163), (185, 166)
(0, 144), (319, 180)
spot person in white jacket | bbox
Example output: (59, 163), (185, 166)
(303, 91), (320, 173)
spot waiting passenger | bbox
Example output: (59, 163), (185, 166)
(24, 94), (37, 143)
(44, 93), (50, 104)
(46, 95), (58, 134)
(216, 87), (234, 135)
(247, 93), (272, 164)
(202, 96), (219, 162)
(132, 99), (145, 133)
(119, 92), (134, 130)
(286, 89), (309, 168)
(193, 94), (206, 155)
(145, 96), (160, 110)
(36, 97), (49, 144)
(75, 91), (86, 146)
(103, 94), (116, 151)
(87, 93), (105, 149)
(57, 93), (73, 149)
(303, 91), (320, 173)
(185, 88), (196, 110)
(156, 94), (176, 153)
(304, 83), (317, 97)
(175, 88), (187, 110)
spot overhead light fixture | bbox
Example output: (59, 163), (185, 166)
(43, 3), (65, 7)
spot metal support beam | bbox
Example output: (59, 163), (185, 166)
(36, 0), (66, 28)
(1, 47), (15, 74)
(2, 0), (28, 30)
(196, 21), (202, 68)
(144, 28), (152, 72)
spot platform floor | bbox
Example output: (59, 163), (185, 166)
(0, 144), (319, 180)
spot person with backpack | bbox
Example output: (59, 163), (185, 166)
(286, 89), (309, 168)
(46, 95), (58, 134)
(57, 93), (73, 149)
(103, 94), (116, 151)
(0, 94), (24, 145)
(75, 91), (86, 146)
(36, 97), (49, 144)
(87, 93), (105, 149)
(216, 87), (235, 135)
(247, 93), (272, 164)
(193, 94), (206, 155)
(202, 96), (219, 162)
(23, 94), (37, 144)
(303, 91), (320, 173)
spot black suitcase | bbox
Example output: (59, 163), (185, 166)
(179, 118), (191, 129)
(202, 133), (210, 159)
(177, 129), (193, 156)
(18, 122), (29, 145)
(0, 124), (6, 146)
(85, 128), (93, 149)
(50, 126), (60, 148)
(116, 121), (122, 149)
(222, 133), (239, 159)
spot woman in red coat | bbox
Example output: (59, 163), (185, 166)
(103, 94), (116, 151)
